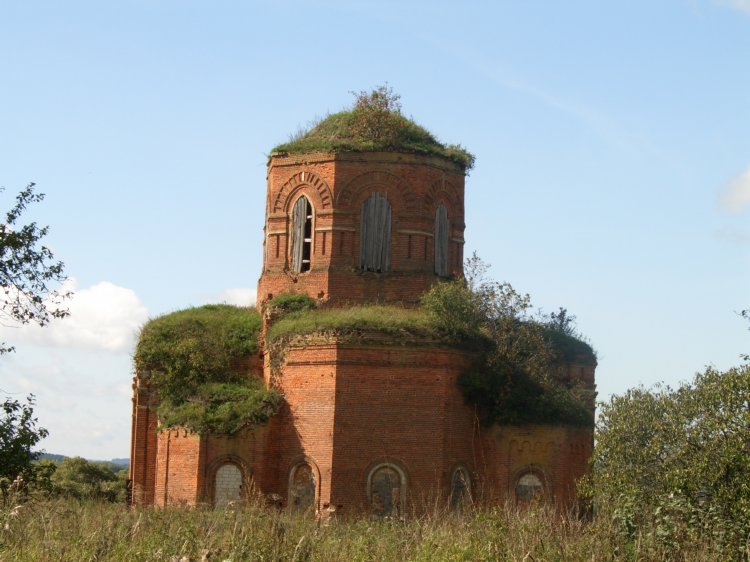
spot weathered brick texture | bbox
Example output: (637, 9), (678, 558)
(130, 149), (596, 513)
(257, 152), (466, 306)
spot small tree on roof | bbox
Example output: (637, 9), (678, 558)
(350, 84), (403, 147)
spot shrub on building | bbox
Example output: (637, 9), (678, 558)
(134, 305), (280, 434)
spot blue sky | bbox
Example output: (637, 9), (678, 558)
(1, 0), (748, 459)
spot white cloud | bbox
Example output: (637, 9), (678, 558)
(720, 164), (750, 213)
(0, 278), (149, 352)
(216, 287), (257, 306)
(721, 0), (750, 14)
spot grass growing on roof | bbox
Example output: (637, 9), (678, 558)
(265, 305), (440, 345)
(266, 293), (317, 316)
(134, 304), (280, 434)
(272, 86), (475, 170)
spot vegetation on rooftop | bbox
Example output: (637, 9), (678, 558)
(266, 304), (439, 346)
(272, 85), (475, 171)
(134, 304), (280, 434)
(421, 256), (595, 427)
(266, 255), (596, 428)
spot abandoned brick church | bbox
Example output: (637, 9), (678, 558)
(129, 101), (596, 515)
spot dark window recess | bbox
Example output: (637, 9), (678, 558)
(291, 196), (313, 273)
(359, 192), (392, 273)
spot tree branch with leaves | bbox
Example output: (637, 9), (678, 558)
(0, 183), (70, 488)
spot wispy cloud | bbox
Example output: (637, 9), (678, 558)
(720, 0), (750, 15)
(720, 163), (750, 214)
(0, 278), (149, 352)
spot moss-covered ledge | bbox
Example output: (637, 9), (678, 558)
(134, 304), (281, 434)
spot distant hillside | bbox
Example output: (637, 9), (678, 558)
(38, 453), (129, 470)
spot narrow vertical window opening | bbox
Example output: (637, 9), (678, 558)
(291, 196), (313, 273)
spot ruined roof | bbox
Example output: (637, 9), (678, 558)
(271, 110), (475, 171)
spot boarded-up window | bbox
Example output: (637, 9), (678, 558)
(289, 463), (316, 512)
(291, 196), (313, 273)
(214, 463), (242, 508)
(449, 466), (471, 512)
(434, 203), (449, 277)
(369, 464), (404, 517)
(515, 472), (543, 502)
(359, 192), (391, 273)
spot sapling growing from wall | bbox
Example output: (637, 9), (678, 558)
(421, 253), (595, 427)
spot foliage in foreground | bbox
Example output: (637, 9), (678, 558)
(0, 495), (742, 562)
(0, 183), (70, 355)
(134, 305), (280, 434)
(1, 185), (69, 488)
(582, 363), (750, 558)
(0, 395), (48, 486)
(272, 85), (475, 170)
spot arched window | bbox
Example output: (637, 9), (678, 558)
(291, 196), (313, 273)
(289, 462), (316, 512)
(359, 192), (392, 273)
(214, 463), (243, 508)
(515, 472), (544, 503)
(449, 466), (471, 512)
(434, 203), (449, 277)
(367, 463), (405, 517)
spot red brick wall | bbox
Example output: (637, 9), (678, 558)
(327, 343), (475, 514)
(258, 343), (338, 511)
(201, 426), (271, 504)
(129, 376), (158, 506)
(154, 428), (203, 507)
(257, 152), (466, 307)
(129, 355), (265, 508)
(475, 424), (593, 507)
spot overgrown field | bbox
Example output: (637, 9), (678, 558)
(0, 496), (740, 561)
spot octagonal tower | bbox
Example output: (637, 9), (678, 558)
(257, 151), (466, 307)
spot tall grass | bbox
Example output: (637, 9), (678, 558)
(1, 495), (738, 561)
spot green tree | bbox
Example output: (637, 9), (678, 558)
(349, 84), (403, 147)
(0, 183), (70, 355)
(0, 395), (49, 490)
(421, 253), (594, 426)
(0, 183), (69, 487)
(585, 365), (750, 556)
(51, 457), (124, 502)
